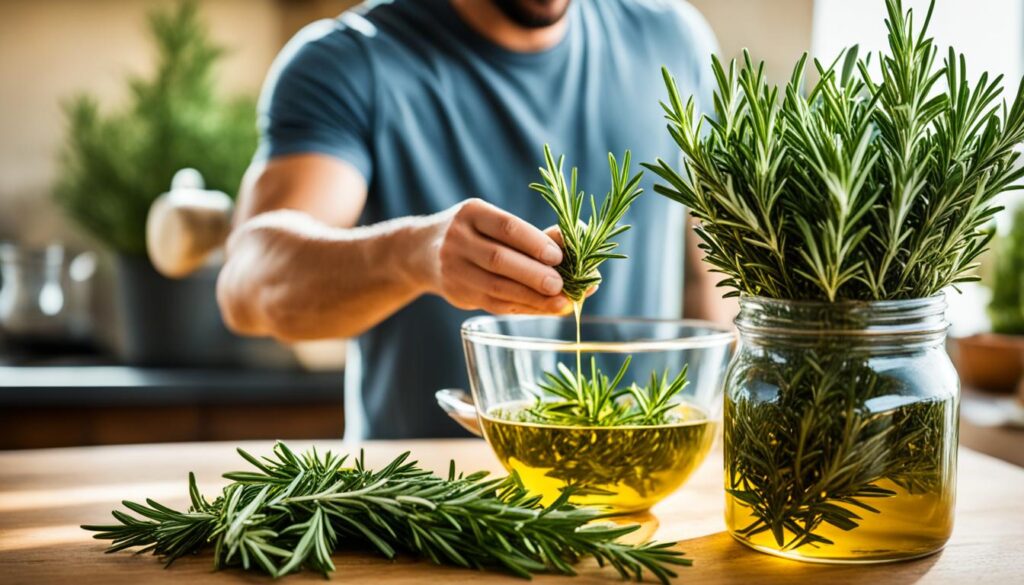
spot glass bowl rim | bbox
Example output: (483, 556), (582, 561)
(461, 314), (736, 352)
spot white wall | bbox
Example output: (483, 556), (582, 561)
(812, 0), (1023, 83)
(691, 0), (816, 85)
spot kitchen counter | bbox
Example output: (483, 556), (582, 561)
(0, 366), (346, 449)
(0, 365), (343, 406)
(1, 439), (1021, 584)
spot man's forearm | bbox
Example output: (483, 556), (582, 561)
(217, 209), (436, 341)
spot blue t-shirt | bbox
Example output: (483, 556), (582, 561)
(258, 0), (717, 439)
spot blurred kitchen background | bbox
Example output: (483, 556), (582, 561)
(1, 0), (1022, 461)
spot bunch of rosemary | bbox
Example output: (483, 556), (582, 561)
(83, 442), (690, 582)
(646, 0), (1024, 302)
(646, 0), (1014, 551)
(723, 338), (951, 550)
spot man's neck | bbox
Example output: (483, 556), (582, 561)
(449, 0), (568, 53)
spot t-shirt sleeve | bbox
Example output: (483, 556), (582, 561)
(255, 19), (375, 182)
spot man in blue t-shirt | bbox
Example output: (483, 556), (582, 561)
(218, 0), (726, 439)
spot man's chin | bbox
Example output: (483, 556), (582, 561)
(490, 0), (572, 29)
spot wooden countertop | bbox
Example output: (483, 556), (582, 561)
(1, 439), (1021, 584)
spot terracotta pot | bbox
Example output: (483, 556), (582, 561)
(952, 333), (1024, 393)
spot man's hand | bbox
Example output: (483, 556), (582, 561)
(421, 198), (570, 315)
(220, 154), (578, 342)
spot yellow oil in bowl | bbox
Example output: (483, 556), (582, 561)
(481, 402), (715, 512)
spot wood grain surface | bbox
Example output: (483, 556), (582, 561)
(1, 439), (1021, 584)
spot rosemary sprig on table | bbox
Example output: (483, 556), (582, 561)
(525, 357), (690, 427)
(645, 0), (978, 551)
(530, 144), (643, 302)
(82, 442), (690, 582)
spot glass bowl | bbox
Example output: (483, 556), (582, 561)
(447, 315), (734, 512)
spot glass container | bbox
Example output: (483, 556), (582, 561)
(724, 295), (958, 563)
(0, 243), (95, 351)
(460, 315), (734, 512)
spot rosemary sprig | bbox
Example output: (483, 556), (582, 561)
(526, 357), (690, 427)
(530, 144), (643, 301)
(83, 442), (691, 582)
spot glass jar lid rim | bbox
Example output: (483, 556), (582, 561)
(737, 292), (947, 308)
(735, 293), (949, 337)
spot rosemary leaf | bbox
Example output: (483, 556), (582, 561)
(525, 357), (690, 428)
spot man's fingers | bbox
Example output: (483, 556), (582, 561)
(543, 225), (564, 248)
(465, 238), (563, 296)
(472, 203), (563, 266)
(457, 261), (569, 313)
(483, 296), (554, 315)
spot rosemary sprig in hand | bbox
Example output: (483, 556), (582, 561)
(527, 356), (690, 427)
(82, 442), (691, 582)
(530, 144), (643, 302)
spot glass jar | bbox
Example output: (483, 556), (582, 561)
(0, 243), (96, 351)
(724, 295), (958, 563)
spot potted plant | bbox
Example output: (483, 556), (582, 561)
(646, 0), (1023, 563)
(54, 1), (272, 366)
(956, 205), (1024, 392)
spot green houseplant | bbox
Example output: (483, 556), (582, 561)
(54, 1), (262, 366)
(56, 0), (255, 255)
(989, 206), (1024, 334)
(953, 205), (1024, 392)
(647, 0), (1024, 563)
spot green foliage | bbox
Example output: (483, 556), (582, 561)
(531, 145), (644, 302)
(989, 206), (1024, 334)
(55, 0), (257, 255)
(526, 357), (690, 427)
(82, 442), (691, 582)
(646, 0), (1024, 301)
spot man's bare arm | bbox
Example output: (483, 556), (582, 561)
(217, 154), (569, 341)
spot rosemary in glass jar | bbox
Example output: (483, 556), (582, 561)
(646, 0), (1018, 562)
